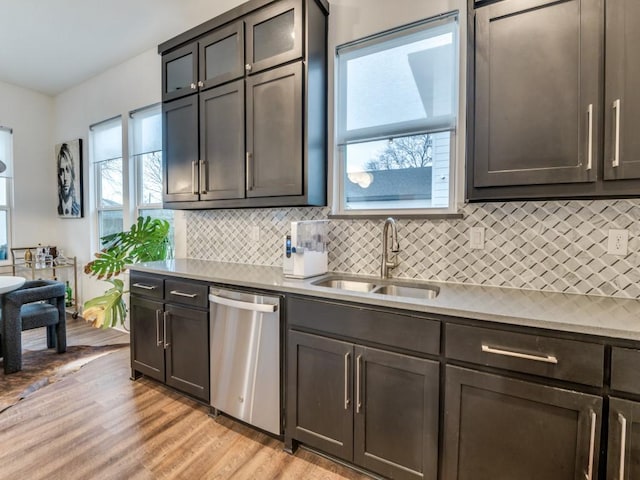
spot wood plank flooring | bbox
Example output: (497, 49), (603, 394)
(0, 318), (371, 480)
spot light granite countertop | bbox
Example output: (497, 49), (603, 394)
(129, 259), (640, 342)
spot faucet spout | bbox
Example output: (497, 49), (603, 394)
(381, 217), (400, 279)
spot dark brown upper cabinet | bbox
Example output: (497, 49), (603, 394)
(245, 0), (303, 75)
(603, 0), (640, 181)
(199, 22), (245, 91)
(162, 43), (198, 102)
(468, 0), (640, 201)
(159, 0), (328, 210)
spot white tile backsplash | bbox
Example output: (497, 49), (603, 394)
(186, 199), (640, 299)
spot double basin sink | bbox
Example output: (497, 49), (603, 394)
(312, 275), (440, 300)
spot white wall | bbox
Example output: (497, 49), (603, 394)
(0, 80), (55, 248)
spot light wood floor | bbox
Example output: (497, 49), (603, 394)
(0, 317), (371, 480)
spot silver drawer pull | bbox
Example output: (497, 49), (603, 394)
(586, 104), (593, 171)
(613, 99), (621, 168)
(169, 290), (198, 298)
(344, 352), (350, 410)
(481, 345), (558, 364)
(618, 413), (627, 480)
(586, 410), (596, 480)
(133, 283), (157, 290)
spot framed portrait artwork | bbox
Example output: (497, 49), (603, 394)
(55, 139), (83, 218)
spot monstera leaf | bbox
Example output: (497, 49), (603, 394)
(84, 216), (171, 279)
(83, 216), (172, 329)
(82, 279), (127, 329)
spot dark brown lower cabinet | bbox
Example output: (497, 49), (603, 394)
(443, 366), (602, 480)
(130, 296), (165, 382)
(287, 330), (439, 480)
(607, 398), (640, 480)
(130, 296), (209, 402)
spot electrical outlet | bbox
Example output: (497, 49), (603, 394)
(469, 227), (485, 250)
(249, 226), (260, 243)
(607, 229), (628, 256)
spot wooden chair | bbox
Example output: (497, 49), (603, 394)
(0, 280), (66, 374)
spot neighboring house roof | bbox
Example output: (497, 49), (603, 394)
(346, 167), (432, 201)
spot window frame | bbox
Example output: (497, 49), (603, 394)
(0, 127), (14, 264)
(333, 12), (461, 218)
(90, 115), (124, 245)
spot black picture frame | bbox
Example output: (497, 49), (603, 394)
(55, 138), (83, 218)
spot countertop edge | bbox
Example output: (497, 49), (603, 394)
(128, 261), (640, 343)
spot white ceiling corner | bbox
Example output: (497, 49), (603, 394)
(0, 0), (246, 96)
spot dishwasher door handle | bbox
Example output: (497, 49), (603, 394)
(209, 293), (278, 313)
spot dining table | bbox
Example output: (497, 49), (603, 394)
(0, 276), (25, 295)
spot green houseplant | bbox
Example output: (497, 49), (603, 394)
(83, 216), (172, 329)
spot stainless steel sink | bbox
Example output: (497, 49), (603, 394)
(312, 275), (440, 299)
(312, 278), (378, 292)
(372, 284), (440, 300)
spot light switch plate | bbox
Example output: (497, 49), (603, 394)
(249, 226), (260, 243)
(607, 229), (628, 256)
(470, 227), (485, 250)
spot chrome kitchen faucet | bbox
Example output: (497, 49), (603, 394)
(380, 217), (400, 278)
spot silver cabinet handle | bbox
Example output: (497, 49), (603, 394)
(199, 160), (206, 194)
(586, 104), (593, 171)
(169, 290), (198, 298)
(481, 345), (558, 364)
(613, 99), (621, 168)
(245, 63), (252, 72)
(190, 82), (197, 89)
(618, 413), (627, 480)
(155, 309), (163, 347)
(246, 152), (253, 191)
(197, 80), (204, 88)
(356, 354), (363, 414)
(192, 160), (197, 194)
(133, 283), (156, 290)
(344, 352), (350, 410)
(586, 410), (596, 480)
(163, 311), (170, 349)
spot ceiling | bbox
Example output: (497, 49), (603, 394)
(0, 0), (244, 96)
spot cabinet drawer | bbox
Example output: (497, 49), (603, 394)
(165, 278), (208, 308)
(287, 296), (440, 355)
(446, 323), (604, 387)
(611, 347), (640, 395)
(130, 272), (164, 300)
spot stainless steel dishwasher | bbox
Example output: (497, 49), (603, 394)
(208, 287), (281, 435)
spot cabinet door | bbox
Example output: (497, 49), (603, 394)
(130, 296), (165, 382)
(608, 397), (640, 480)
(246, 62), (303, 198)
(286, 331), (354, 461)
(199, 80), (246, 201)
(443, 366), (602, 480)
(162, 96), (200, 203)
(473, 0), (601, 187)
(164, 304), (209, 401)
(604, 0), (640, 180)
(353, 346), (439, 480)
(199, 22), (245, 90)
(245, 0), (303, 74)
(162, 43), (198, 102)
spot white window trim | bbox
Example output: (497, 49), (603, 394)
(332, 12), (462, 218)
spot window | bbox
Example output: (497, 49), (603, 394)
(335, 14), (459, 215)
(0, 127), (12, 260)
(130, 105), (174, 235)
(91, 117), (123, 240)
